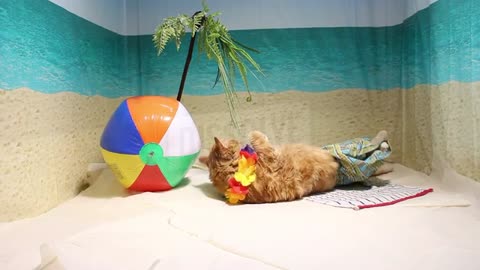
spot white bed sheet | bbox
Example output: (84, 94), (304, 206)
(1, 164), (480, 270)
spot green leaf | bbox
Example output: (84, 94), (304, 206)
(152, 1), (264, 128)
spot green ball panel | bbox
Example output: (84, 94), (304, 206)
(159, 151), (201, 187)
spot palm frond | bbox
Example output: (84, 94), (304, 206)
(231, 38), (261, 53)
(153, 15), (190, 54)
(152, 1), (263, 128)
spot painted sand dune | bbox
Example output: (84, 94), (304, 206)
(1, 81), (478, 220)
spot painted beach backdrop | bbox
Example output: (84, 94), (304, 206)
(1, 0), (479, 220)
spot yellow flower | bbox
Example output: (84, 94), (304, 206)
(238, 156), (256, 176)
(225, 189), (246, 204)
(234, 171), (256, 186)
(238, 156), (248, 170)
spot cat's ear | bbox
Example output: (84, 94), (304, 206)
(199, 156), (209, 167)
(214, 137), (226, 149)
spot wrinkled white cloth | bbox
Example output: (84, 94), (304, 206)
(1, 164), (479, 270)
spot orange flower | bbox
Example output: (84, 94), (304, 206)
(225, 188), (246, 204)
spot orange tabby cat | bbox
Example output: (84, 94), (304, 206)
(199, 131), (340, 203)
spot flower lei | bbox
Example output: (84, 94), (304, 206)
(225, 144), (258, 204)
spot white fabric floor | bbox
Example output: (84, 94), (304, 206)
(1, 163), (480, 270)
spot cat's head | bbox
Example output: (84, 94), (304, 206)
(199, 137), (241, 193)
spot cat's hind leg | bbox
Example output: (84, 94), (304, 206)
(372, 163), (394, 176)
(371, 130), (388, 145)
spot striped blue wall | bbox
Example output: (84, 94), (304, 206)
(0, 0), (478, 97)
(0, 0), (140, 97)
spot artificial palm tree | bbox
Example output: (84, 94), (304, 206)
(152, 1), (262, 127)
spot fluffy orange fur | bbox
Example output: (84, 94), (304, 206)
(199, 131), (339, 203)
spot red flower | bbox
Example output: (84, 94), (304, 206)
(228, 178), (249, 194)
(240, 150), (258, 161)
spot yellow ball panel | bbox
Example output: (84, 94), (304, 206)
(100, 148), (144, 188)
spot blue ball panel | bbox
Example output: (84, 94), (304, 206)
(100, 100), (145, 154)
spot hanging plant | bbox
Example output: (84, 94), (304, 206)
(152, 1), (263, 127)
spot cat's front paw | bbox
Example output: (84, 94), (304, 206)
(248, 130), (269, 143)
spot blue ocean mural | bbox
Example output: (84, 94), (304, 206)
(0, 0), (141, 97)
(0, 0), (478, 97)
(400, 0), (480, 88)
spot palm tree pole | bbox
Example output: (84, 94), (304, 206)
(177, 11), (204, 102)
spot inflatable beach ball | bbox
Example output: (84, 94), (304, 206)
(100, 96), (201, 192)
